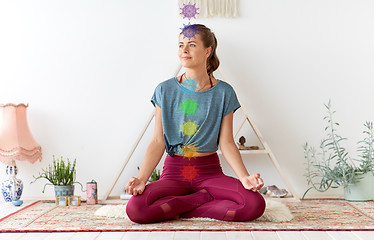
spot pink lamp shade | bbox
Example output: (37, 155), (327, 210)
(0, 103), (42, 164)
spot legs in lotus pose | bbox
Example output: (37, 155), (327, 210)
(126, 153), (266, 223)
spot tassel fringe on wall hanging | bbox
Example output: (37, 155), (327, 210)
(178, 0), (238, 18)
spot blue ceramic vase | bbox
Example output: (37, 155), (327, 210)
(1, 161), (23, 202)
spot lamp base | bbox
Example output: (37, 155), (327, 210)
(1, 161), (23, 202)
(12, 200), (23, 206)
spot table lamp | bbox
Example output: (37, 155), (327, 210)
(0, 103), (42, 202)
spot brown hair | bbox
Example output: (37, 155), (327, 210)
(181, 24), (220, 76)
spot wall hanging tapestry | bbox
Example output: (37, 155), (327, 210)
(178, 0), (238, 18)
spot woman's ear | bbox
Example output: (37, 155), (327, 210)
(205, 46), (212, 58)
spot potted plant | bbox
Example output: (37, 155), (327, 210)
(31, 155), (84, 197)
(303, 101), (374, 201)
(136, 167), (161, 183)
(149, 169), (161, 182)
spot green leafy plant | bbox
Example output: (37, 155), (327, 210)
(303, 101), (374, 199)
(357, 122), (374, 172)
(137, 167), (161, 182)
(149, 169), (161, 182)
(31, 155), (84, 193)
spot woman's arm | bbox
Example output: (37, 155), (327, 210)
(218, 112), (264, 192)
(125, 104), (165, 195)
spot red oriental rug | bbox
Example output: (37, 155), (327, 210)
(0, 199), (374, 232)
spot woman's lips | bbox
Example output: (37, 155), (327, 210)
(182, 57), (191, 60)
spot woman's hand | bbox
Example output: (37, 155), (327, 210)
(240, 173), (264, 192)
(125, 177), (146, 196)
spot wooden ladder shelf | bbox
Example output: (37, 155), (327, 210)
(103, 64), (300, 201)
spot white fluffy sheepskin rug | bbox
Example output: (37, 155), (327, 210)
(94, 198), (293, 222)
(257, 199), (294, 222)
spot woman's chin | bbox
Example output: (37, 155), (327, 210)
(180, 62), (195, 69)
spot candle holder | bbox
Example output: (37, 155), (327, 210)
(68, 196), (81, 206)
(56, 196), (68, 206)
(56, 196), (81, 206)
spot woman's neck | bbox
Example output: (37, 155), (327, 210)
(184, 68), (210, 85)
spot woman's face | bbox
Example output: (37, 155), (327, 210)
(178, 33), (212, 70)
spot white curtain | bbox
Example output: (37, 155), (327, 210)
(178, 0), (238, 18)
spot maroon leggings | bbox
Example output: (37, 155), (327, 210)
(126, 153), (266, 223)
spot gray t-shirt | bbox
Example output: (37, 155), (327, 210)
(151, 77), (241, 157)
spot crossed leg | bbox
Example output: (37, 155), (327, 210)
(181, 175), (266, 221)
(126, 179), (213, 223)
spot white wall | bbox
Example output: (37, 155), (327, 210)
(1, 0), (374, 200)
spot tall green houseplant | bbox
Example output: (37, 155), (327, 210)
(31, 155), (83, 196)
(303, 101), (374, 200)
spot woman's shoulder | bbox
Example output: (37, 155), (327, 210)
(156, 77), (177, 87)
(214, 80), (236, 92)
(153, 77), (177, 91)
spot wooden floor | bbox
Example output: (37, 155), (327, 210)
(1, 201), (374, 240)
(1, 231), (374, 240)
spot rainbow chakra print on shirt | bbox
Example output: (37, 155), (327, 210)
(180, 143), (199, 159)
(178, 76), (202, 161)
(180, 98), (199, 116)
(181, 76), (199, 92)
(180, 119), (199, 138)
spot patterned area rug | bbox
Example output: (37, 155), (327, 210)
(0, 199), (374, 232)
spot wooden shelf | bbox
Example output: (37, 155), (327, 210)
(103, 64), (301, 202)
(217, 149), (268, 155)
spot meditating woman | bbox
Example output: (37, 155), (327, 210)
(125, 24), (266, 223)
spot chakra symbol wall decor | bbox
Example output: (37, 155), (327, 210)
(180, 98), (199, 116)
(180, 23), (198, 40)
(178, 2), (202, 157)
(179, 2), (200, 40)
(180, 2), (199, 20)
(180, 119), (199, 137)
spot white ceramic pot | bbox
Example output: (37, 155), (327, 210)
(344, 172), (374, 201)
